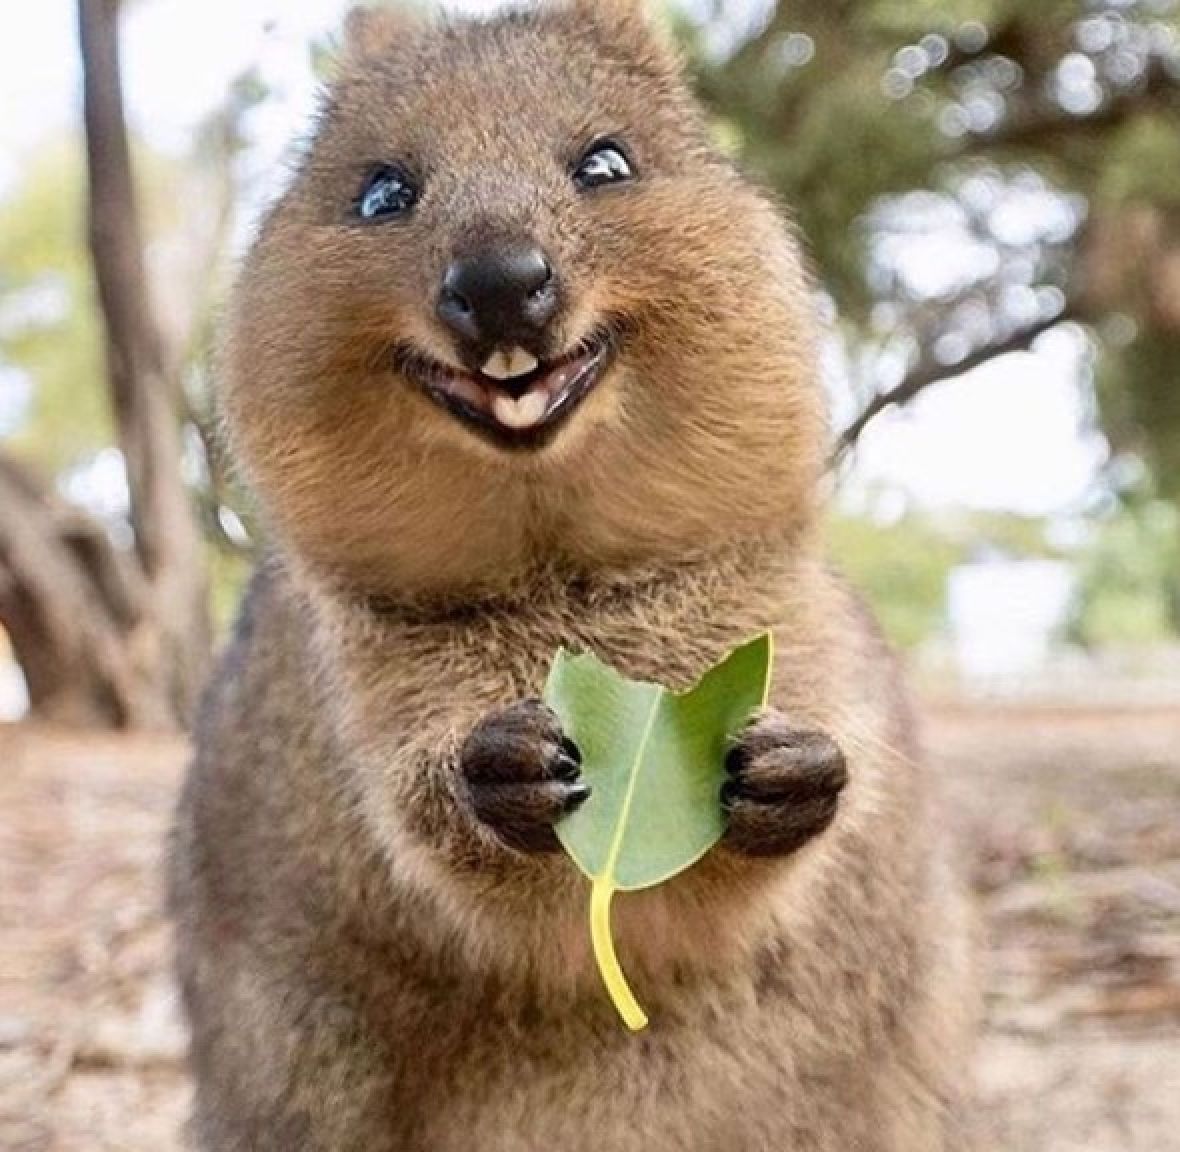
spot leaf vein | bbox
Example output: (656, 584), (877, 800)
(600, 685), (662, 882)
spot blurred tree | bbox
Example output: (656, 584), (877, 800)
(683, 0), (1180, 495)
(827, 513), (964, 647)
(0, 0), (216, 728)
(7, 0), (1179, 715)
(1070, 492), (1180, 645)
(826, 504), (1060, 648)
(0, 143), (110, 471)
(0, 139), (206, 472)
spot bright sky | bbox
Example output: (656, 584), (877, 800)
(0, 0), (1106, 519)
(848, 328), (1104, 518)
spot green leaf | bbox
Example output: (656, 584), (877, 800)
(544, 633), (773, 1030)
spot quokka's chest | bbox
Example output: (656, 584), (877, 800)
(381, 592), (775, 704)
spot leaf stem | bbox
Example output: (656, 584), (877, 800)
(590, 878), (648, 1032)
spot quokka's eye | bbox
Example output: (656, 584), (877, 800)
(353, 165), (419, 221)
(572, 139), (636, 191)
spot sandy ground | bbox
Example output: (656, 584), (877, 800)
(1, 701), (1178, 1151)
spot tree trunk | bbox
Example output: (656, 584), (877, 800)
(0, 0), (213, 730)
(76, 0), (211, 727)
(0, 456), (142, 727)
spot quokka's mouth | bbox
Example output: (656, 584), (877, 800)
(394, 330), (617, 450)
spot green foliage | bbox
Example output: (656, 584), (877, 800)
(1070, 498), (1180, 646)
(207, 545), (253, 637)
(827, 513), (963, 648)
(0, 141), (109, 468)
(951, 510), (1060, 559)
(1098, 116), (1180, 210)
(827, 509), (1064, 649)
(764, 79), (940, 312)
(688, 14), (941, 313)
(865, 0), (997, 36)
(1097, 330), (1180, 503)
(546, 634), (772, 1030)
(685, 0), (1180, 500)
(0, 137), (192, 471)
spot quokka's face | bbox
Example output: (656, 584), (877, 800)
(270, 0), (731, 454)
(223, 1), (824, 594)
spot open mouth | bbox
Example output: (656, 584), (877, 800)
(394, 331), (616, 449)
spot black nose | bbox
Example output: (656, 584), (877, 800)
(437, 246), (558, 348)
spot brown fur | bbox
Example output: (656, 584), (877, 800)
(171, 2), (975, 1148)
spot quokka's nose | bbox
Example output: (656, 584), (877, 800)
(436, 246), (559, 348)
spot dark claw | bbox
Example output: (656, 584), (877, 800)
(553, 749), (583, 783)
(724, 744), (746, 778)
(563, 782), (592, 812)
(720, 777), (741, 810)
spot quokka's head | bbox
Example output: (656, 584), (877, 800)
(223, 0), (826, 599)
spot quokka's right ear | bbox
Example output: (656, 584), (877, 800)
(340, 4), (422, 61)
(568, 0), (650, 28)
(565, 0), (677, 64)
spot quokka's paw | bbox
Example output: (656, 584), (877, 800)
(721, 711), (847, 858)
(459, 699), (590, 853)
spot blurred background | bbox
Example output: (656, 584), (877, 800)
(1, 1), (1177, 1149)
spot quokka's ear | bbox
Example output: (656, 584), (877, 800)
(565, 0), (677, 62)
(569, 0), (648, 26)
(340, 4), (422, 62)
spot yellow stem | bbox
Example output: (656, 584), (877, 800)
(590, 878), (648, 1031)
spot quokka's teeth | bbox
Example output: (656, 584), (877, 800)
(492, 388), (548, 430)
(482, 347), (539, 381)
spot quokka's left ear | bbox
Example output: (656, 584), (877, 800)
(569, 0), (647, 20)
(567, 0), (662, 36)
(340, 3), (424, 62)
(564, 0), (679, 66)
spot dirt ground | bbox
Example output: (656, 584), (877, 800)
(1, 701), (1178, 1151)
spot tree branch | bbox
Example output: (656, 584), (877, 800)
(78, 0), (210, 727)
(833, 309), (1077, 462)
(0, 452), (145, 627)
(0, 452), (141, 725)
(80, 0), (182, 578)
